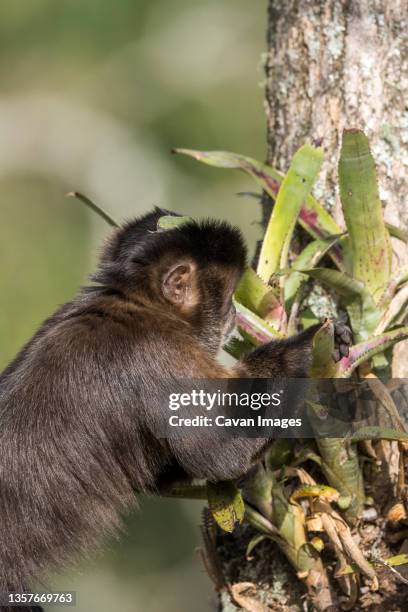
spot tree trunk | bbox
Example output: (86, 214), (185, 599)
(215, 2), (408, 610)
(264, 0), (408, 375)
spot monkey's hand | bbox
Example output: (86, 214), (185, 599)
(332, 321), (352, 362)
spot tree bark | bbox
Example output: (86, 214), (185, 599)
(216, 3), (408, 611)
(264, 0), (408, 375)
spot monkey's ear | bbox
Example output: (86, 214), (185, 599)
(162, 261), (197, 307)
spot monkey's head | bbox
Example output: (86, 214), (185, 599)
(94, 208), (247, 353)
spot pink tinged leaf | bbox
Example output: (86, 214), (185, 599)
(335, 326), (408, 377)
(234, 267), (286, 330)
(257, 144), (324, 282)
(234, 300), (284, 346)
(173, 148), (344, 269)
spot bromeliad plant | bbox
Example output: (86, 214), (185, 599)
(72, 130), (408, 610)
(170, 130), (408, 609)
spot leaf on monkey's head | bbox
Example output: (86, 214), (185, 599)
(157, 215), (193, 230)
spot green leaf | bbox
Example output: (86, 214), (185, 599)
(378, 265), (408, 310)
(173, 148), (343, 265)
(315, 435), (365, 518)
(298, 268), (380, 342)
(246, 534), (269, 559)
(268, 479), (316, 572)
(309, 320), (336, 378)
(348, 427), (408, 442)
(272, 479), (306, 552)
(338, 553), (408, 576)
(339, 129), (392, 302)
(234, 267), (283, 322)
(234, 299), (284, 346)
(297, 543), (320, 570)
(299, 307), (320, 330)
(285, 236), (341, 310)
(244, 504), (279, 536)
(336, 326), (408, 376)
(243, 464), (273, 520)
(382, 554), (408, 567)
(376, 284), (408, 333)
(386, 222), (408, 243)
(206, 481), (245, 533)
(257, 144), (324, 281)
(157, 215), (193, 230)
(174, 148), (282, 195)
(267, 439), (294, 469)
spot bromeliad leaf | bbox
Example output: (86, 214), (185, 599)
(336, 326), (408, 376)
(337, 553), (408, 576)
(339, 129), (392, 302)
(234, 268), (286, 331)
(376, 284), (408, 333)
(234, 300), (284, 346)
(246, 534), (271, 560)
(173, 148), (343, 264)
(314, 435), (365, 518)
(348, 427), (408, 442)
(270, 478), (313, 570)
(309, 320), (336, 378)
(235, 268), (279, 318)
(284, 237), (342, 311)
(174, 149), (282, 196)
(207, 481), (245, 533)
(377, 265), (408, 311)
(386, 222), (408, 243)
(257, 144), (324, 282)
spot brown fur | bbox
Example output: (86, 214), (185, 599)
(0, 209), (324, 606)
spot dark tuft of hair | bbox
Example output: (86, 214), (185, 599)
(103, 207), (174, 263)
(95, 209), (247, 286)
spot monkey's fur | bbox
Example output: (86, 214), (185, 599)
(0, 209), (345, 605)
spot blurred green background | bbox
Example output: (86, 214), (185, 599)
(0, 2), (266, 610)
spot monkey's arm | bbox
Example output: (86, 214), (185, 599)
(145, 323), (350, 484)
(138, 334), (268, 483)
(236, 321), (351, 378)
(236, 324), (320, 378)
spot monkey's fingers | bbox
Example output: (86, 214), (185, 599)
(332, 321), (352, 362)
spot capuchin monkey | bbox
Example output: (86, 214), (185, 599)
(0, 208), (349, 610)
